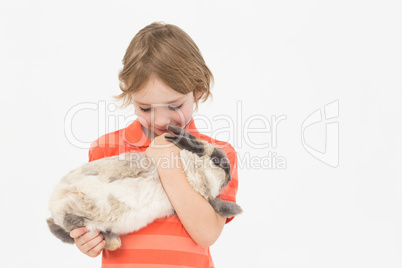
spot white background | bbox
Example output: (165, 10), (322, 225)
(1, 0), (401, 267)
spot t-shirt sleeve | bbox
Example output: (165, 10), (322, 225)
(216, 146), (239, 224)
(88, 141), (105, 162)
(88, 130), (126, 162)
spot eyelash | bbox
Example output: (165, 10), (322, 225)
(139, 104), (183, 112)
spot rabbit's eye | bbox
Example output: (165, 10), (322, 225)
(212, 157), (221, 165)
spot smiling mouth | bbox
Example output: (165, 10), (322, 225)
(156, 128), (169, 133)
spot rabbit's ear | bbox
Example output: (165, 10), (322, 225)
(165, 134), (204, 157)
(166, 125), (196, 140)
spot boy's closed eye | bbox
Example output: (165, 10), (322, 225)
(139, 104), (183, 112)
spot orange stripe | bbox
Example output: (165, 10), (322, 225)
(126, 217), (189, 237)
(103, 264), (201, 268)
(103, 249), (209, 267)
(119, 234), (208, 254)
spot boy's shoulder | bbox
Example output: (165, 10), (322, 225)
(89, 128), (127, 161)
(90, 128), (125, 149)
(197, 133), (237, 155)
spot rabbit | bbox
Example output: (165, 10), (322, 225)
(47, 125), (242, 251)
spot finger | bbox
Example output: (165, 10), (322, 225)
(70, 227), (87, 239)
(87, 240), (106, 258)
(83, 233), (104, 253)
(79, 230), (101, 246)
(152, 135), (174, 147)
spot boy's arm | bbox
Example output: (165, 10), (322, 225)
(145, 135), (228, 248)
(158, 166), (227, 248)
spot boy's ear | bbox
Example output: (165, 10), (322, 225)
(194, 90), (203, 101)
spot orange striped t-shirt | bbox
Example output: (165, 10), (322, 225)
(89, 118), (239, 268)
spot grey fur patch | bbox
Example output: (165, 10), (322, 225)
(108, 176), (120, 183)
(108, 169), (147, 183)
(47, 218), (74, 244)
(165, 135), (205, 157)
(107, 195), (129, 222)
(76, 192), (98, 213)
(81, 165), (99, 176)
(63, 214), (86, 231)
(107, 156), (152, 183)
(209, 198), (243, 218)
(210, 148), (231, 189)
(202, 179), (212, 200)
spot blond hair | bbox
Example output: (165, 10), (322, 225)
(116, 22), (213, 109)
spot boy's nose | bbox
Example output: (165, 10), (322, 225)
(153, 107), (171, 129)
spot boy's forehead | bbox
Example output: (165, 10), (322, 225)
(134, 95), (187, 105)
(132, 77), (190, 105)
(133, 91), (191, 105)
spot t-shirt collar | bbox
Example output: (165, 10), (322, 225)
(123, 117), (200, 148)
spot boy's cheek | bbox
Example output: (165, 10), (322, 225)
(137, 114), (152, 128)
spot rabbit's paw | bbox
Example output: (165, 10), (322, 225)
(103, 231), (121, 251)
(209, 198), (243, 218)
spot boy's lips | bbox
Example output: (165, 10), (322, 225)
(156, 128), (171, 133)
(152, 125), (184, 134)
(155, 126), (185, 135)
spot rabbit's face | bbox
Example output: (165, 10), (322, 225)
(164, 125), (232, 200)
(179, 144), (231, 200)
(202, 141), (232, 191)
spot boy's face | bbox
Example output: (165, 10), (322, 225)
(133, 76), (198, 138)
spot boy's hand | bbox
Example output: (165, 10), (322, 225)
(145, 134), (181, 169)
(70, 227), (106, 258)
